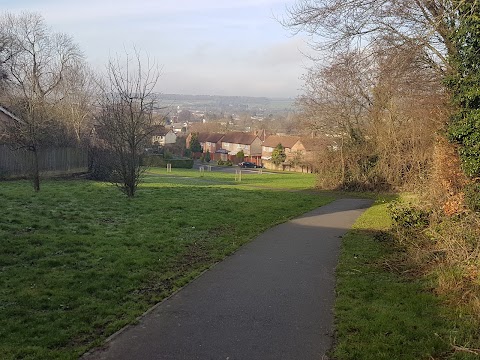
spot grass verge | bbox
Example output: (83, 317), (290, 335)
(334, 198), (480, 359)
(0, 169), (333, 359)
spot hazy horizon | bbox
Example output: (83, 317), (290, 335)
(2, 1), (311, 98)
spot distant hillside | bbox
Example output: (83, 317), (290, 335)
(156, 94), (295, 114)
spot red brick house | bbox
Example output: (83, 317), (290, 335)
(261, 135), (302, 162)
(201, 133), (225, 154)
(220, 132), (262, 164)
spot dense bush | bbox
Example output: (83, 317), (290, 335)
(464, 182), (480, 212)
(141, 155), (193, 169)
(87, 148), (116, 181)
(167, 159), (194, 169)
(388, 202), (430, 231)
(217, 159), (233, 166)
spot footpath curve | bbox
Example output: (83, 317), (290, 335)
(84, 198), (372, 360)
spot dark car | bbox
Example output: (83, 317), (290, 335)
(238, 161), (258, 168)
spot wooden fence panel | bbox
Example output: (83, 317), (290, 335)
(0, 145), (88, 177)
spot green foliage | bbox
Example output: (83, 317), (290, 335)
(446, 2), (480, 177)
(142, 155), (165, 167)
(271, 143), (286, 166)
(464, 182), (480, 212)
(215, 160), (233, 166)
(236, 150), (244, 160)
(163, 149), (173, 160)
(141, 156), (193, 169)
(87, 148), (116, 182)
(183, 148), (192, 158)
(388, 202), (430, 231)
(205, 150), (211, 163)
(189, 133), (202, 153)
(165, 159), (194, 169)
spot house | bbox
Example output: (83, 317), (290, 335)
(185, 132), (225, 153)
(201, 133), (225, 154)
(261, 135), (302, 162)
(151, 126), (177, 146)
(185, 132), (206, 150)
(170, 122), (187, 134)
(300, 137), (334, 163)
(261, 134), (334, 172)
(220, 132), (262, 164)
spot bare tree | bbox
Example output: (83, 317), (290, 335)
(1, 12), (83, 191)
(282, 0), (461, 73)
(57, 62), (97, 144)
(0, 32), (11, 90)
(96, 49), (160, 197)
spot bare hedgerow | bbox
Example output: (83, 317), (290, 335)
(389, 199), (480, 320)
(428, 212), (480, 317)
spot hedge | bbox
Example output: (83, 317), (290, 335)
(141, 155), (193, 169)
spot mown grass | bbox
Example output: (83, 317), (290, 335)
(0, 169), (333, 359)
(334, 198), (480, 360)
(146, 167), (317, 190)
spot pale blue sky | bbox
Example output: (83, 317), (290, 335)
(1, 0), (311, 97)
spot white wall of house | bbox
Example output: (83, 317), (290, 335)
(165, 130), (177, 144)
(250, 137), (262, 156)
(153, 130), (177, 146)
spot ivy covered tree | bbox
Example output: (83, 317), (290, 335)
(271, 143), (286, 166)
(447, 1), (480, 177)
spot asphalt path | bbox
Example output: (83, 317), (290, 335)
(84, 198), (372, 360)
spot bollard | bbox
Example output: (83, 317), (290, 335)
(235, 169), (242, 182)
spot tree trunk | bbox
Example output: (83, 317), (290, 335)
(32, 148), (40, 192)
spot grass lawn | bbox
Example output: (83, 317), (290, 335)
(334, 198), (480, 360)
(146, 167), (318, 190)
(0, 168), (333, 359)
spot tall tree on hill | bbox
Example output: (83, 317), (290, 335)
(1, 12), (83, 191)
(96, 49), (159, 197)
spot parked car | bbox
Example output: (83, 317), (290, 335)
(238, 161), (261, 168)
